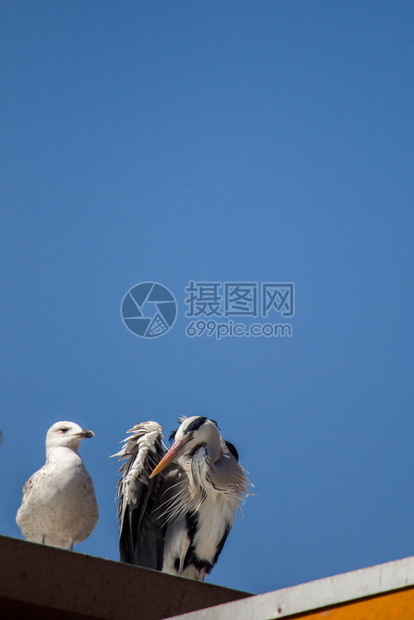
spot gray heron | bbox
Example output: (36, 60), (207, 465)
(114, 416), (250, 581)
(16, 421), (99, 549)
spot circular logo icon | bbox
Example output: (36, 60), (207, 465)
(121, 282), (177, 338)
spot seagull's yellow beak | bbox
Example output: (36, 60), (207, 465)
(149, 438), (188, 478)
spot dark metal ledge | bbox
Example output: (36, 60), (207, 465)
(0, 535), (251, 620)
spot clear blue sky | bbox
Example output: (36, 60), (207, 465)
(1, 1), (413, 595)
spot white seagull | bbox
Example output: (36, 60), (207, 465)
(16, 421), (99, 550)
(114, 416), (250, 581)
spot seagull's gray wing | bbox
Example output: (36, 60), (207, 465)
(114, 422), (167, 569)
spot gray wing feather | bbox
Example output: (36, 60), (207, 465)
(114, 422), (166, 569)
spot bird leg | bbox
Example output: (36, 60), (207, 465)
(199, 567), (207, 582)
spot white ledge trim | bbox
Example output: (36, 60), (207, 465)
(167, 555), (414, 620)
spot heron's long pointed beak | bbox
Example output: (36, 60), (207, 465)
(149, 439), (187, 478)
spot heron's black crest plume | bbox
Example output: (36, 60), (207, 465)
(225, 441), (239, 461)
(169, 416), (220, 443)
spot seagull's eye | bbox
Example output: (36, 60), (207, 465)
(59, 427), (69, 433)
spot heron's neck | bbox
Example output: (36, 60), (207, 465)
(205, 427), (221, 463)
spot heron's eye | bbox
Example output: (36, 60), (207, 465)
(187, 431), (194, 440)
